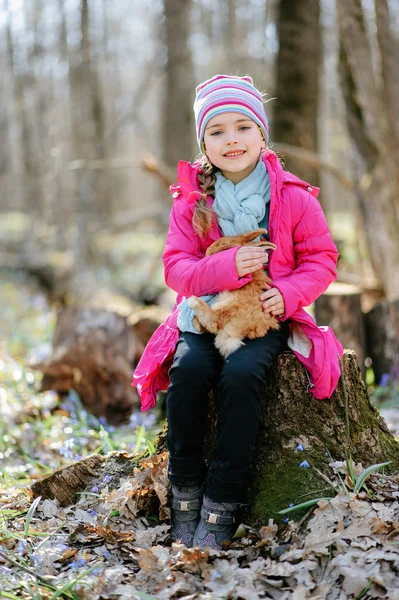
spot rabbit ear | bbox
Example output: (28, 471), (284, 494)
(251, 240), (277, 250)
(241, 228), (268, 243)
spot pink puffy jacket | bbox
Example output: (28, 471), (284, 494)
(132, 150), (343, 411)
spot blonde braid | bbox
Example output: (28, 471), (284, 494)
(193, 155), (218, 237)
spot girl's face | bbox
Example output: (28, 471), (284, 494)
(203, 112), (266, 184)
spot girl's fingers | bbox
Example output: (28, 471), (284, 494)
(260, 289), (279, 302)
(241, 263), (263, 275)
(237, 248), (267, 261)
(235, 247), (269, 276)
(263, 299), (280, 310)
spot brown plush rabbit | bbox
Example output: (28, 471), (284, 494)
(187, 228), (280, 357)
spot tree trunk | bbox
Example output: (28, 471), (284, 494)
(274, 0), (321, 186)
(364, 299), (399, 384)
(337, 0), (399, 301)
(32, 351), (399, 524)
(68, 0), (106, 268)
(162, 0), (194, 166)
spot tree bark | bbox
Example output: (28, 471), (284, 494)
(337, 0), (399, 301)
(162, 0), (194, 166)
(32, 351), (399, 524)
(374, 0), (399, 152)
(364, 299), (399, 384)
(247, 350), (398, 523)
(68, 0), (106, 268)
(274, 0), (321, 186)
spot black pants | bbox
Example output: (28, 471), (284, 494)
(166, 323), (289, 503)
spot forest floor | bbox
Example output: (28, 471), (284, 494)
(1, 268), (399, 600)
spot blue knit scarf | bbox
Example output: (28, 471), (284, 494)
(178, 159), (270, 334)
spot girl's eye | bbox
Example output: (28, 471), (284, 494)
(209, 125), (251, 136)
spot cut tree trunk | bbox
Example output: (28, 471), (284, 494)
(32, 350), (399, 523)
(315, 282), (366, 376)
(364, 299), (399, 383)
(31, 304), (168, 424)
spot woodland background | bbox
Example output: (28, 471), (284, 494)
(1, 0), (399, 376)
(1, 1), (399, 599)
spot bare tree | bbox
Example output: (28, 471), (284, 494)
(68, 0), (106, 266)
(273, 0), (322, 185)
(162, 0), (195, 166)
(337, 0), (399, 301)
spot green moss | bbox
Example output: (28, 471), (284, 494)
(250, 446), (333, 524)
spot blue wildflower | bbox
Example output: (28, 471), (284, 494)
(283, 518), (289, 524)
(99, 417), (107, 425)
(129, 413), (141, 428)
(380, 373), (390, 387)
(77, 558), (86, 567)
(295, 444), (304, 452)
(16, 540), (28, 556)
(299, 460), (310, 468)
(289, 502), (295, 507)
(144, 413), (157, 428)
(89, 509), (97, 517)
(70, 560), (78, 570)
(103, 475), (111, 484)
(91, 486), (99, 493)
(104, 550), (111, 559)
(59, 445), (74, 460)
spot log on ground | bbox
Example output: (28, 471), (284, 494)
(30, 305), (168, 424)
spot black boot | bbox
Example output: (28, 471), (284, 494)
(170, 484), (204, 547)
(193, 496), (242, 550)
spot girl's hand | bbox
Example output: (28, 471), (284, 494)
(260, 283), (285, 317)
(235, 246), (268, 278)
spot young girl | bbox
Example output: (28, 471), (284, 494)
(132, 74), (343, 550)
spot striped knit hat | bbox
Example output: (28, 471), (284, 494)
(194, 74), (269, 150)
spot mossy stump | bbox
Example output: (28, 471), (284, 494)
(245, 349), (399, 523)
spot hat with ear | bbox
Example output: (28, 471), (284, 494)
(194, 74), (269, 150)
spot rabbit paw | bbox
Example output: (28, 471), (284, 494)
(187, 296), (200, 309)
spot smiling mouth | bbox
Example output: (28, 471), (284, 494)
(224, 151), (246, 157)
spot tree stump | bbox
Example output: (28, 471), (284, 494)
(247, 350), (398, 523)
(315, 282), (366, 375)
(31, 305), (167, 424)
(364, 298), (399, 383)
(32, 350), (399, 525)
